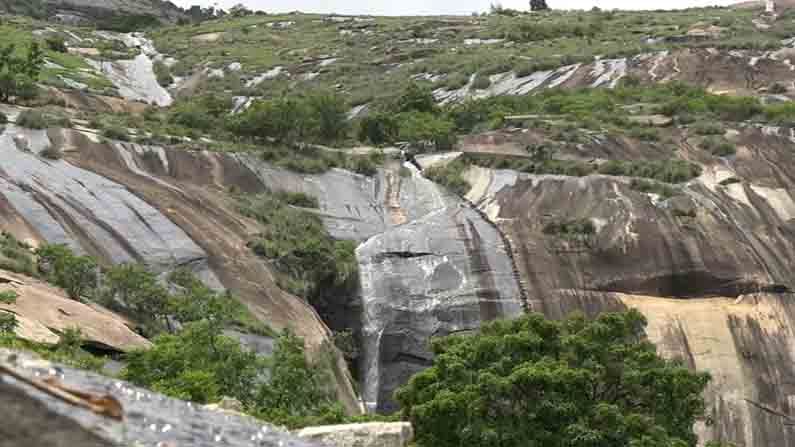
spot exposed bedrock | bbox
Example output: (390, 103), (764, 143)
(458, 125), (795, 445)
(0, 127), (361, 414)
(237, 157), (524, 413)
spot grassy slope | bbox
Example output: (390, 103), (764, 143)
(149, 7), (791, 104)
(0, 16), (116, 92)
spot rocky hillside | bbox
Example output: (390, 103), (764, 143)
(0, 0), (184, 26)
(3, 3), (795, 447)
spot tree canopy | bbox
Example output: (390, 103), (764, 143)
(396, 310), (711, 447)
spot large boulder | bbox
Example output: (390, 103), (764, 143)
(0, 348), (321, 447)
(0, 269), (150, 351)
(296, 422), (413, 447)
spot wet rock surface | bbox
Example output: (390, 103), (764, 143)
(0, 349), (321, 447)
(239, 158), (524, 413)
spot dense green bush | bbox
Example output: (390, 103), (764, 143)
(691, 121), (723, 135)
(398, 111), (456, 151)
(35, 244), (97, 300)
(16, 109), (47, 129)
(543, 219), (596, 239)
(238, 192), (358, 306)
(629, 179), (679, 198)
(123, 322), (342, 428)
(102, 126), (130, 141)
(230, 92), (348, 144)
(396, 310), (711, 447)
(701, 138), (735, 157)
(424, 159), (472, 196)
(597, 159), (701, 183)
(153, 60), (174, 88)
(358, 113), (400, 145)
(45, 36), (68, 53)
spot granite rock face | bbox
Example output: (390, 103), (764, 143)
(239, 158), (524, 413)
(0, 349), (321, 447)
(0, 125), (361, 415)
(296, 422), (413, 447)
(457, 125), (795, 446)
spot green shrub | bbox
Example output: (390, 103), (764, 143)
(673, 208), (697, 218)
(0, 111), (6, 125)
(102, 126), (130, 141)
(274, 191), (319, 208)
(629, 179), (678, 198)
(444, 73), (470, 90)
(472, 73), (492, 90)
(16, 110), (47, 129)
(45, 36), (68, 53)
(358, 113), (399, 145)
(0, 290), (17, 304)
(398, 111), (456, 151)
(628, 126), (659, 141)
(425, 159), (471, 196)
(123, 322), (341, 429)
(238, 192), (358, 306)
(543, 218), (596, 239)
(701, 137), (735, 156)
(35, 244), (97, 300)
(691, 121), (723, 135)
(153, 60), (174, 87)
(597, 159), (701, 183)
(0, 312), (16, 335)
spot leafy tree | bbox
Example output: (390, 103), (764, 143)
(396, 310), (711, 447)
(531, 0), (550, 11)
(35, 244), (97, 300)
(307, 93), (349, 143)
(122, 320), (261, 403)
(166, 268), (240, 329)
(397, 111), (456, 151)
(104, 263), (170, 329)
(358, 113), (399, 145)
(252, 331), (344, 428)
(394, 82), (437, 114)
(0, 42), (43, 102)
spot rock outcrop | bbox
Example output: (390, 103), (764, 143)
(296, 422), (414, 447)
(0, 348), (321, 447)
(0, 0), (186, 25)
(0, 269), (150, 351)
(451, 124), (795, 445)
(238, 157), (524, 413)
(0, 124), (361, 415)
